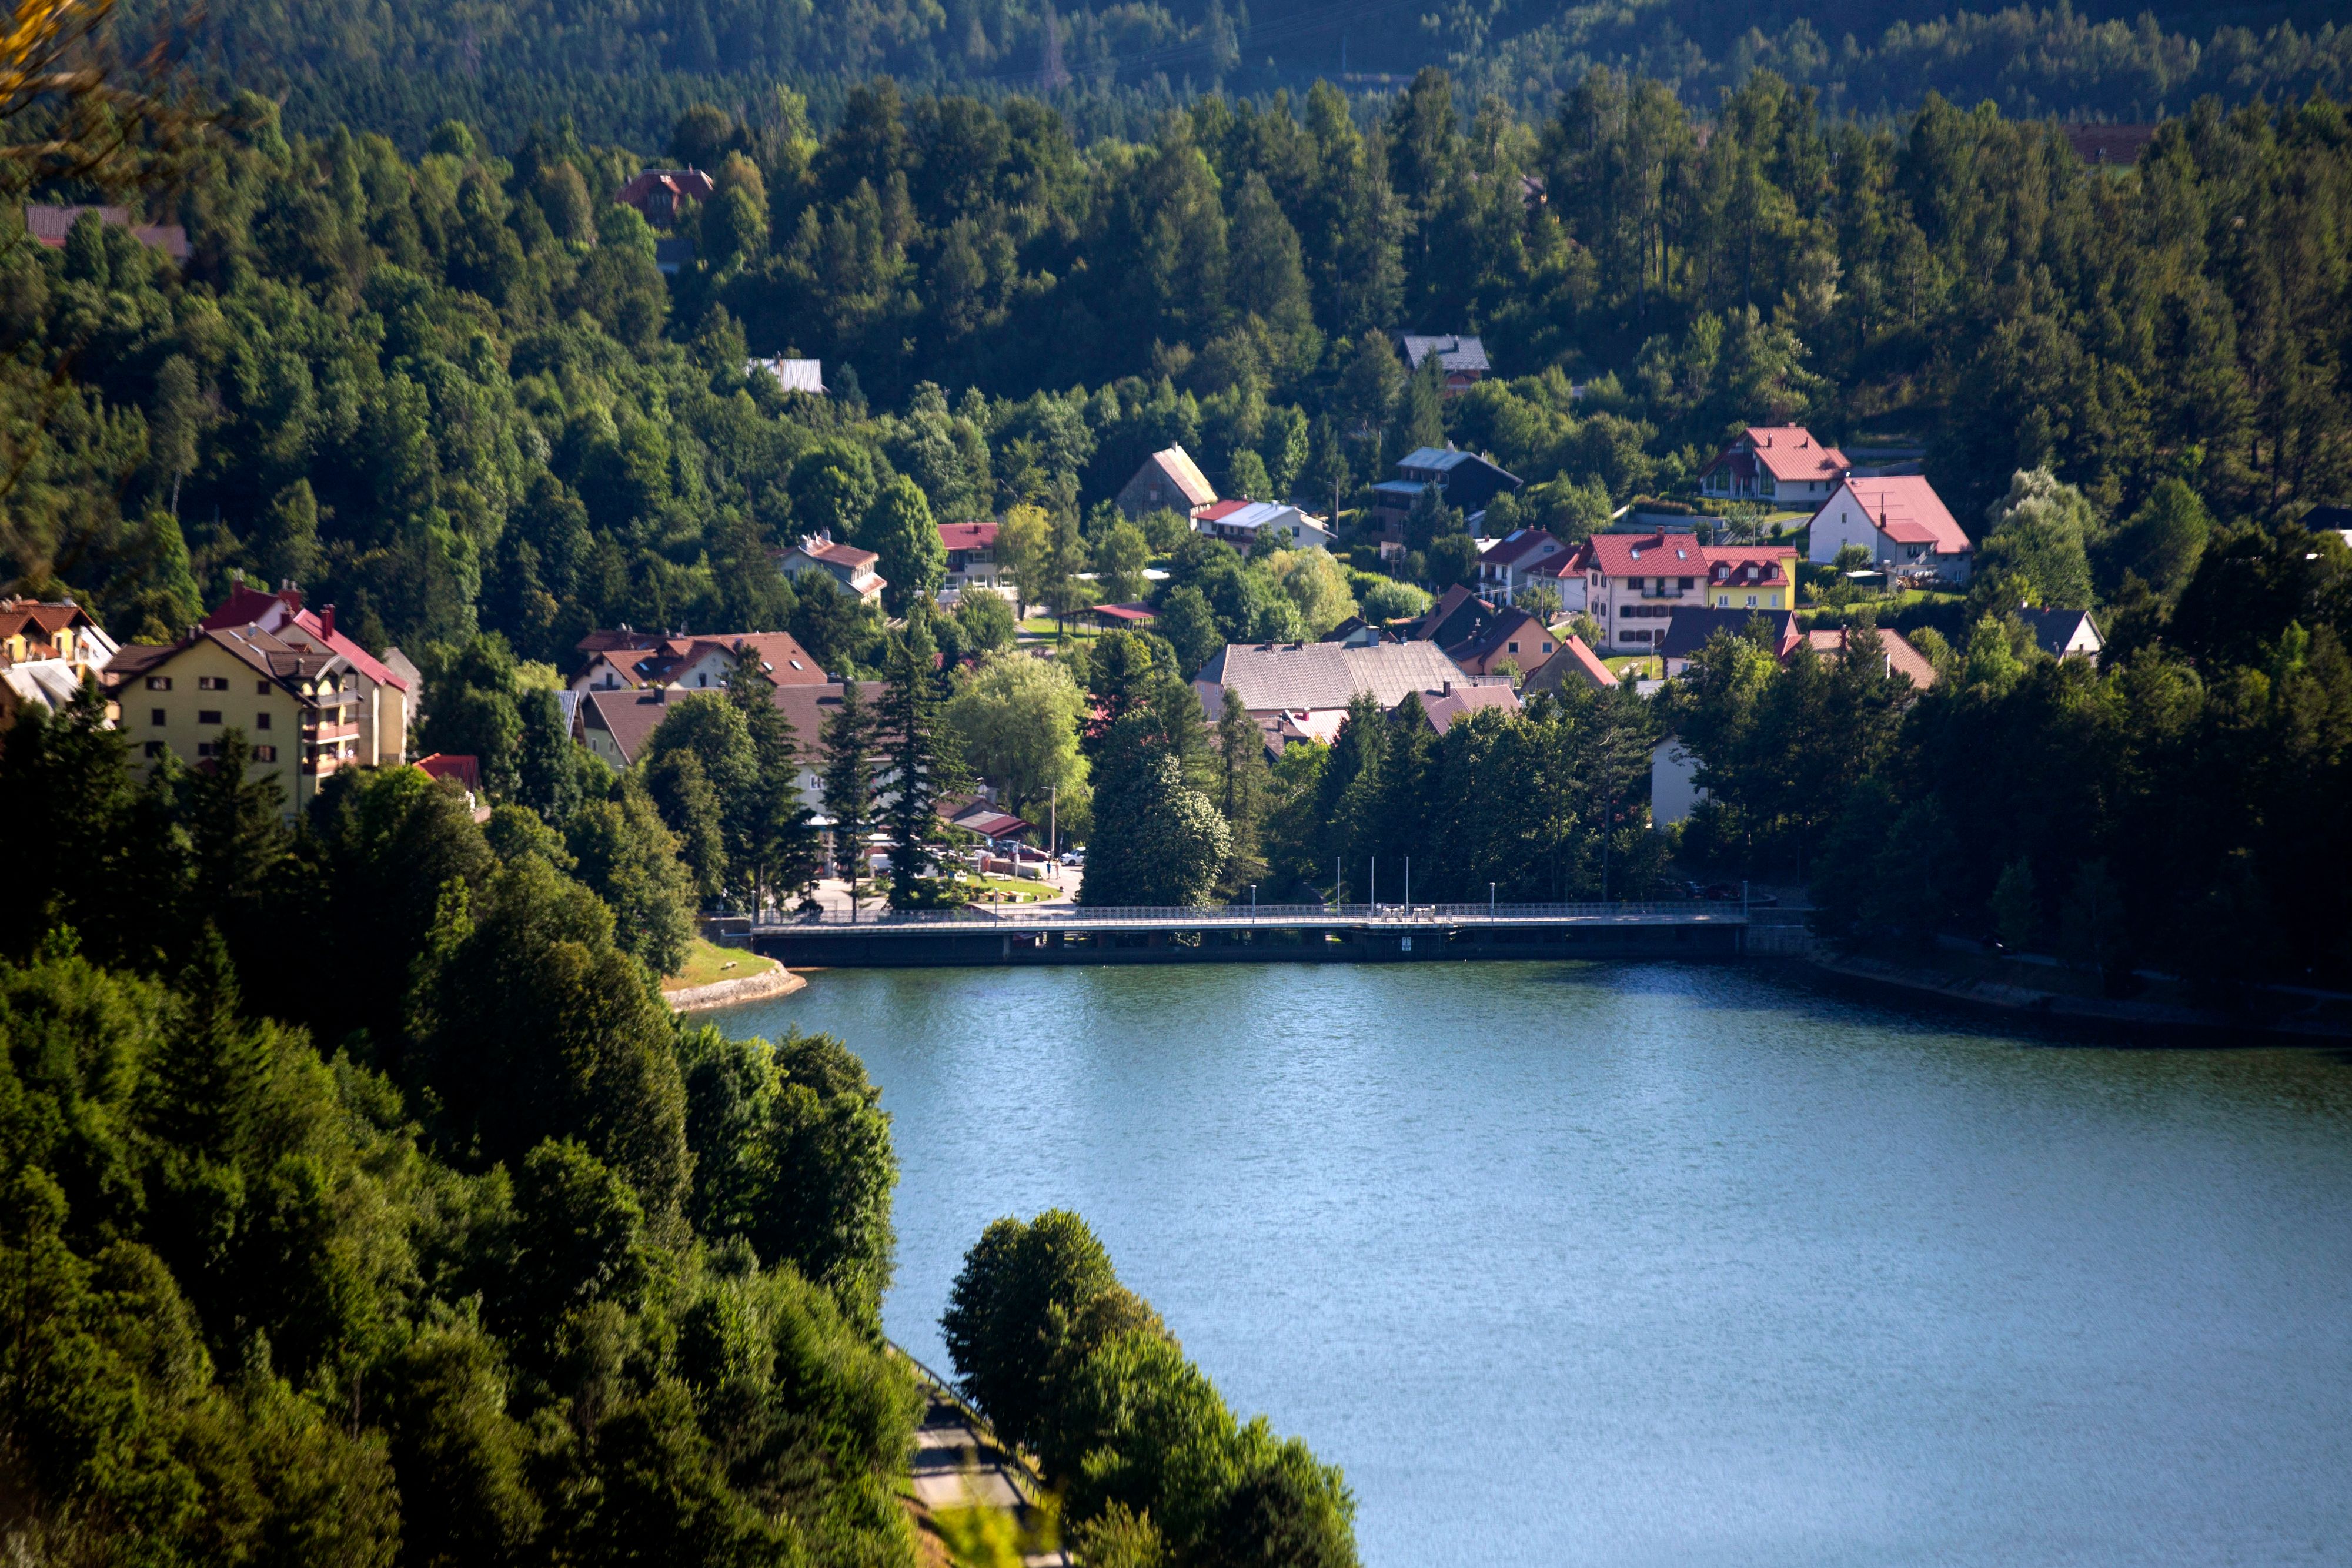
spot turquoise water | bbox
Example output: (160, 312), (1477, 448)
(719, 961), (2352, 1566)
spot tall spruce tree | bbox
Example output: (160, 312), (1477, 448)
(820, 675), (880, 917)
(878, 610), (967, 909)
(725, 643), (823, 912)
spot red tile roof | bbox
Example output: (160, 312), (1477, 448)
(938, 521), (1000, 551)
(415, 753), (480, 790)
(1480, 528), (1567, 569)
(1576, 532), (1706, 577)
(1702, 544), (1799, 589)
(1823, 477), (1970, 554)
(1410, 681), (1522, 735)
(199, 584), (409, 691)
(1194, 499), (1252, 523)
(1732, 426), (1850, 484)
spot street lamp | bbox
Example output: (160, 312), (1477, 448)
(1489, 881), (1496, 919)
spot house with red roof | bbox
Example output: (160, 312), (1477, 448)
(1476, 529), (1572, 606)
(1807, 476), (1974, 584)
(196, 582), (410, 767)
(1698, 426), (1850, 507)
(569, 628), (827, 694)
(613, 169), (716, 226)
(1524, 634), (1616, 697)
(1399, 680), (1521, 735)
(1566, 533), (1801, 653)
(938, 521), (1004, 589)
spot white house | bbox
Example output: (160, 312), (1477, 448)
(1808, 477), (1973, 583)
(2015, 608), (2103, 659)
(1697, 426), (1850, 506)
(1192, 500), (1332, 551)
(776, 535), (887, 604)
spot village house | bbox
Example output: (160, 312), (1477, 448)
(1443, 606), (1561, 680)
(1807, 476), (1974, 583)
(1194, 639), (1488, 755)
(1409, 584), (1496, 650)
(776, 534), (887, 604)
(1523, 634), (1616, 697)
(576, 678), (888, 808)
(569, 628), (827, 693)
(0, 597), (119, 738)
(196, 583), (411, 770)
(1399, 680), (1521, 735)
(103, 625), (374, 817)
(1696, 425), (1850, 506)
(747, 357), (826, 394)
(2016, 608), (2103, 659)
(613, 169), (716, 225)
(1658, 608), (1803, 676)
(1116, 446), (1217, 519)
(1371, 446), (1523, 534)
(1396, 334), (1491, 396)
(938, 521), (1004, 589)
(1568, 533), (1800, 653)
(24, 203), (189, 261)
(1803, 626), (1941, 687)
(1476, 529), (1571, 604)
(1191, 499), (1333, 552)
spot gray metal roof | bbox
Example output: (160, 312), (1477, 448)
(1399, 335), (1491, 373)
(1197, 640), (1471, 713)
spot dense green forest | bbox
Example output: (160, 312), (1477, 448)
(129, 0), (2352, 152)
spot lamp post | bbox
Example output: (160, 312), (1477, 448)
(1489, 881), (1496, 920)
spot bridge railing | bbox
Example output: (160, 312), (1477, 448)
(750, 900), (1742, 930)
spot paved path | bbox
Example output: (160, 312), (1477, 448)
(899, 1355), (1070, 1567)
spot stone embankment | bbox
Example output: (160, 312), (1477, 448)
(663, 965), (804, 1011)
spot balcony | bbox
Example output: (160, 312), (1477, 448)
(304, 718), (361, 741)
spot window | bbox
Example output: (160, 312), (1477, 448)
(143, 741), (165, 758)
(151, 708), (166, 726)
(195, 742), (218, 758)
(258, 680), (271, 694)
(1746, 595), (1758, 608)
(145, 676), (171, 691)
(1542, 641), (1554, 654)
(253, 745), (276, 763)
(198, 676), (228, 691)
(1679, 576), (1694, 590)
(255, 712), (271, 730)
(1507, 641), (1519, 654)
(197, 710), (221, 725)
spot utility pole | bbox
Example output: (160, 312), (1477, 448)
(1049, 785), (1057, 882)
(1489, 882), (1496, 919)
(1334, 858), (1342, 911)
(1405, 855), (1411, 915)
(1371, 855), (1377, 912)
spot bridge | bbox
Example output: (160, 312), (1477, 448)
(745, 900), (1753, 967)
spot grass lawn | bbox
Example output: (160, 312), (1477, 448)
(956, 872), (1061, 904)
(662, 938), (779, 992)
(1603, 654), (1662, 679)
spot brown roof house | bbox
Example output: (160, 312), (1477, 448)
(576, 680), (890, 819)
(1523, 634), (1617, 697)
(24, 204), (189, 262)
(105, 623), (379, 817)
(614, 169), (716, 226)
(1444, 606), (1561, 680)
(1399, 680), (1521, 736)
(570, 628), (828, 693)
(1117, 446), (1217, 519)
(1802, 626), (1940, 687)
(776, 535), (886, 604)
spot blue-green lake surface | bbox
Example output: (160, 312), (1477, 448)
(719, 961), (2352, 1566)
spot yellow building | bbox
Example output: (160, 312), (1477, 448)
(105, 624), (382, 815)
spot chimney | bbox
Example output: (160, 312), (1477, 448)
(320, 603), (335, 639)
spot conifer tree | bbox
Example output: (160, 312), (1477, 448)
(878, 610), (967, 909)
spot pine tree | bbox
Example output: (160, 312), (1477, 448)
(820, 675), (879, 916)
(726, 644), (823, 912)
(878, 611), (967, 910)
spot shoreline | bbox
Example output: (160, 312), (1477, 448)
(664, 965), (806, 1012)
(1796, 949), (2352, 1042)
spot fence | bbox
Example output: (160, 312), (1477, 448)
(752, 900), (1745, 930)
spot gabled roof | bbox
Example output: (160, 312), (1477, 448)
(1411, 583), (1493, 646)
(1398, 335), (1491, 374)
(2014, 608), (2102, 657)
(1702, 544), (1799, 589)
(1136, 446), (1216, 509)
(1444, 606), (1551, 667)
(938, 521), (1000, 551)
(1480, 529), (1566, 570)
(1825, 476), (1970, 554)
(1197, 500), (1296, 533)
(1703, 426), (1850, 484)
(1805, 627), (1938, 688)
(1397, 446), (1515, 482)
(1196, 640), (1473, 713)
(1526, 634), (1616, 694)
(1576, 532), (1706, 577)
(112, 623), (349, 696)
(1659, 608), (1800, 661)
(199, 583), (409, 691)
(781, 536), (881, 573)
(1406, 681), (1521, 735)
(614, 169), (716, 209)
(1194, 498), (1254, 523)
(23, 204), (189, 260)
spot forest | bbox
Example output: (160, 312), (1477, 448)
(126, 0), (2352, 153)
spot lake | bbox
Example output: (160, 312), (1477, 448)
(717, 960), (2352, 1566)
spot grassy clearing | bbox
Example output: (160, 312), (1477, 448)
(1603, 654), (1663, 679)
(662, 938), (779, 991)
(956, 872), (1061, 904)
